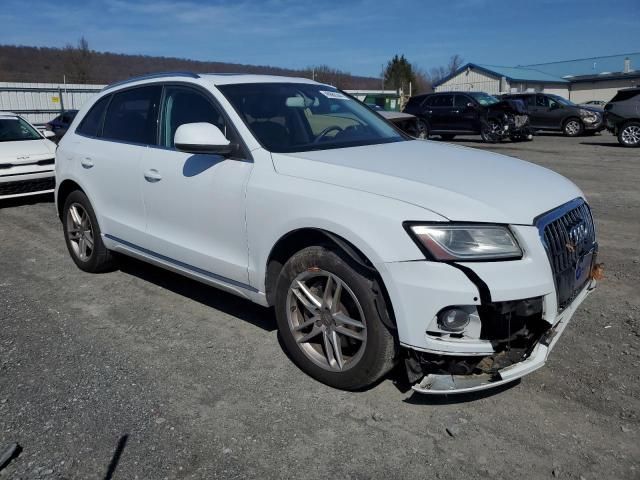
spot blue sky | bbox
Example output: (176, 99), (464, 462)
(1, 0), (638, 77)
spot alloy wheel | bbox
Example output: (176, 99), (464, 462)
(66, 203), (95, 262)
(565, 120), (581, 136)
(286, 270), (367, 372)
(621, 125), (640, 146)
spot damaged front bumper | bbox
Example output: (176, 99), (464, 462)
(411, 279), (595, 394)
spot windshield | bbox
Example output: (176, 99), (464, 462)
(0, 116), (42, 142)
(548, 94), (576, 107)
(218, 83), (405, 153)
(468, 92), (500, 106)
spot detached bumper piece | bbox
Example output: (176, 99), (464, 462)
(0, 177), (55, 197)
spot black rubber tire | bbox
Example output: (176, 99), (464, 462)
(440, 134), (456, 141)
(415, 118), (429, 139)
(274, 246), (397, 390)
(480, 120), (502, 143)
(618, 121), (640, 148)
(563, 117), (584, 137)
(62, 190), (115, 273)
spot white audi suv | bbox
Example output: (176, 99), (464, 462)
(55, 72), (600, 394)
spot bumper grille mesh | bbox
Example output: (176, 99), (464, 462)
(0, 177), (55, 197)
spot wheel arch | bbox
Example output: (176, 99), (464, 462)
(56, 179), (85, 219)
(264, 228), (396, 329)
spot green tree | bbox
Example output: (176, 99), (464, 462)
(383, 54), (415, 92)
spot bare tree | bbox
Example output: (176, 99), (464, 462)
(64, 36), (93, 83)
(427, 54), (465, 85)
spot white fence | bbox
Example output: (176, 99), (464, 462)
(0, 82), (105, 124)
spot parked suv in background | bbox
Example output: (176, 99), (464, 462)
(403, 91), (532, 143)
(45, 110), (78, 140)
(604, 87), (640, 147)
(56, 72), (599, 395)
(500, 93), (603, 136)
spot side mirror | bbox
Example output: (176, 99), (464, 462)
(550, 103), (560, 110)
(174, 122), (235, 156)
(43, 130), (56, 139)
(466, 102), (475, 108)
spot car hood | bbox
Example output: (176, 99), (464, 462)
(0, 139), (55, 163)
(272, 140), (583, 225)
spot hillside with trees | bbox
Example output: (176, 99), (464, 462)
(0, 41), (381, 89)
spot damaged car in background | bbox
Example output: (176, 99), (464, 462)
(403, 91), (533, 143)
(56, 72), (601, 395)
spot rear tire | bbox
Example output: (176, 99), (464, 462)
(563, 118), (584, 137)
(415, 118), (429, 139)
(274, 246), (397, 390)
(62, 190), (115, 273)
(618, 121), (640, 147)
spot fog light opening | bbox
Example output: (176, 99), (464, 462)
(437, 308), (471, 332)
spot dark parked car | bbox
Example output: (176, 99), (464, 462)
(45, 110), (78, 139)
(500, 93), (603, 136)
(403, 91), (532, 143)
(604, 87), (640, 147)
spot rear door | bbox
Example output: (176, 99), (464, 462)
(140, 84), (253, 285)
(428, 94), (454, 131)
(73, 86), (161, 247)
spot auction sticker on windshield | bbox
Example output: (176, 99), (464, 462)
(320, 91), (348, 100)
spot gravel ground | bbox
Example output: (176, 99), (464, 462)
(1, 132), (638, 479)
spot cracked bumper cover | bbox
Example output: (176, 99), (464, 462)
(411, 280), (594, 394)
(377, 224), (597, 395)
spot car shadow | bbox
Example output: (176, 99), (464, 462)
(0, 192), (54, 209)
(116, 255), (277, 332)
(579, 141), (625, 148)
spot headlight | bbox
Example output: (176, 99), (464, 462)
(405, 224), (522, 261)
(580, 109), (600, 123)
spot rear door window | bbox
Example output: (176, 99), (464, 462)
(76, 95), (111, 137)
(610, 90), (640, 102)
(432, 95), (454, 107)
(102, 86), (162, 145)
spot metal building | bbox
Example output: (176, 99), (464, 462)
(434, 52), (640, 103)
(0, 82), (104, 124)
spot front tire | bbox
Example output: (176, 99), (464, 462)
(563, 118), (584, 137)
(481, 119), (502, 143)
(62, 190), (115, 272)
(274, 246), (397, 390)
(618, 121), (640, 147)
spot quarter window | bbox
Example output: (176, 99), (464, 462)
(102, 86), (162, 144)
(160, 86), (227, 148)
(76, 95), (111, 137)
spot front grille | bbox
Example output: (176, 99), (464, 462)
(537, 199), (597, 311)
(0, 177), (55, 197)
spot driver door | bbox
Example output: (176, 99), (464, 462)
(140, 84), (254, 285)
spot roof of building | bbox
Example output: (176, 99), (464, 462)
(434, 53), (640, 87)
(521, 52), (640, 78)
(434, 63), (568, 87)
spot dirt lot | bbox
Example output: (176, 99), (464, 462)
(1, 132), (638, 479)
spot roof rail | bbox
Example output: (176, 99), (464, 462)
(102, 71), (200, 91)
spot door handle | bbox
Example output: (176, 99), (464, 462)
(452, 110), (460, 113)
(428, 110), (433, 114)
(80, 157), (94, 169)
(144, 169), (162, 183)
